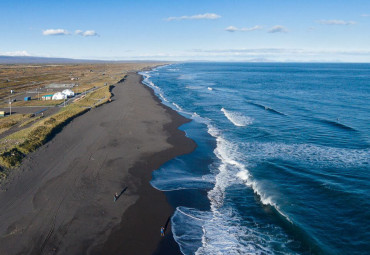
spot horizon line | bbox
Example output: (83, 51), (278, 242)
(1, 55), (370, 64)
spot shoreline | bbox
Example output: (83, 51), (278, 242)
(96, 71), (196, 254)
(0, 70), (195, 254)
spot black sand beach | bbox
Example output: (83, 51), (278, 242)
(0, 72), (195, 254)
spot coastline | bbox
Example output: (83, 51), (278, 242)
(0, 70), (195, 254)
(96, 71), (196, 254)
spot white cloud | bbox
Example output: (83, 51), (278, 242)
(268, 25), (288, 33)
(318, 20), (356, 25)
(166, 13), (221, 21)
(225, 25), (263, 32)
(0, 50), (31, 56)
(75, 30), (99, 37)
(361, 14), (369, 17)
(42, 29), (98, 37)
(240, 26), (263, 32)
(225, 26), (238, 32)
(42, 29), (70, 36)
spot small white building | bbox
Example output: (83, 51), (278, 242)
(62, 89), (75, 97)
(42, 94), (53, 101)
(52, 92), (67, 100)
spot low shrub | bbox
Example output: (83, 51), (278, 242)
(0, 148), (25, 168)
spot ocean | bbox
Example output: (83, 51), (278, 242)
(140, 63), (370, 255)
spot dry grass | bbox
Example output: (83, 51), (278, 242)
(0, 62), (162, 175)
(0, 114), (32, 134)
(19, 115), (44, 128)
(0, 99), (63, 108)
(74, 84), (113, 108)
(0, 63), (159, 101)
(0, 84), (113, 168)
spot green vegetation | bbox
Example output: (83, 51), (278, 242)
(0, 148), (24, 169)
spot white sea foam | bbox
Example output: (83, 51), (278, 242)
(172, 205), (290, 255)
(141, 69), (294, 254)
(241, 142), (370, 168)
(151, 174), (214, 191)
(221, 108), (254, 127)
(211, 133), (290, 220)
(140, 71), (174, 106)
(172, 207), (208, 255)
(191, 112), (211, 125)
(177, 207), (205, 221)
(187, 122), (294, 254)
(172, 102), (183, 111)
(142, 72), (279, 208)
(207, 87), (213, 91)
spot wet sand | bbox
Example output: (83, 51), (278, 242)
(0, 72), (195, 254)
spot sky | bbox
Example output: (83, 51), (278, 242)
(1, 0), (370, 62)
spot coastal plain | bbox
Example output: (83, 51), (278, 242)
(0, 64), (195, 254)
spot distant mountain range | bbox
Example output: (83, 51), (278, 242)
(0, 56), (165, 64)
(2, 55), (333, 64)
(0, 55), (104, 64)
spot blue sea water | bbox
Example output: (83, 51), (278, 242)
(140, 63), (370, 255)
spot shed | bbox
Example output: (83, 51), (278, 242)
(62, 89), (75, 97)
(24, 97), (31, 101)
(42, 94), (53, 101)
(52, 92), (67, 100)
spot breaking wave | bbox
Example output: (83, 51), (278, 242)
(173, 120), (296, 254)
(221, 108), (254, 127)
(142, 69), (296, 254)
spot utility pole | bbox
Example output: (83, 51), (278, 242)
(9, 90), (12, 115)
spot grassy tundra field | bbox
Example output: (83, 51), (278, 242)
(0, 62), (160, 178)
(0, 63), (153, 100)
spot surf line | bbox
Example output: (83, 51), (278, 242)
(177, 207), (205, 221)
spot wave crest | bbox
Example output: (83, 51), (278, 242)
(221, 108), (254, 127)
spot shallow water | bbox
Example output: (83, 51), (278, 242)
(141, 63), (370, 254)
